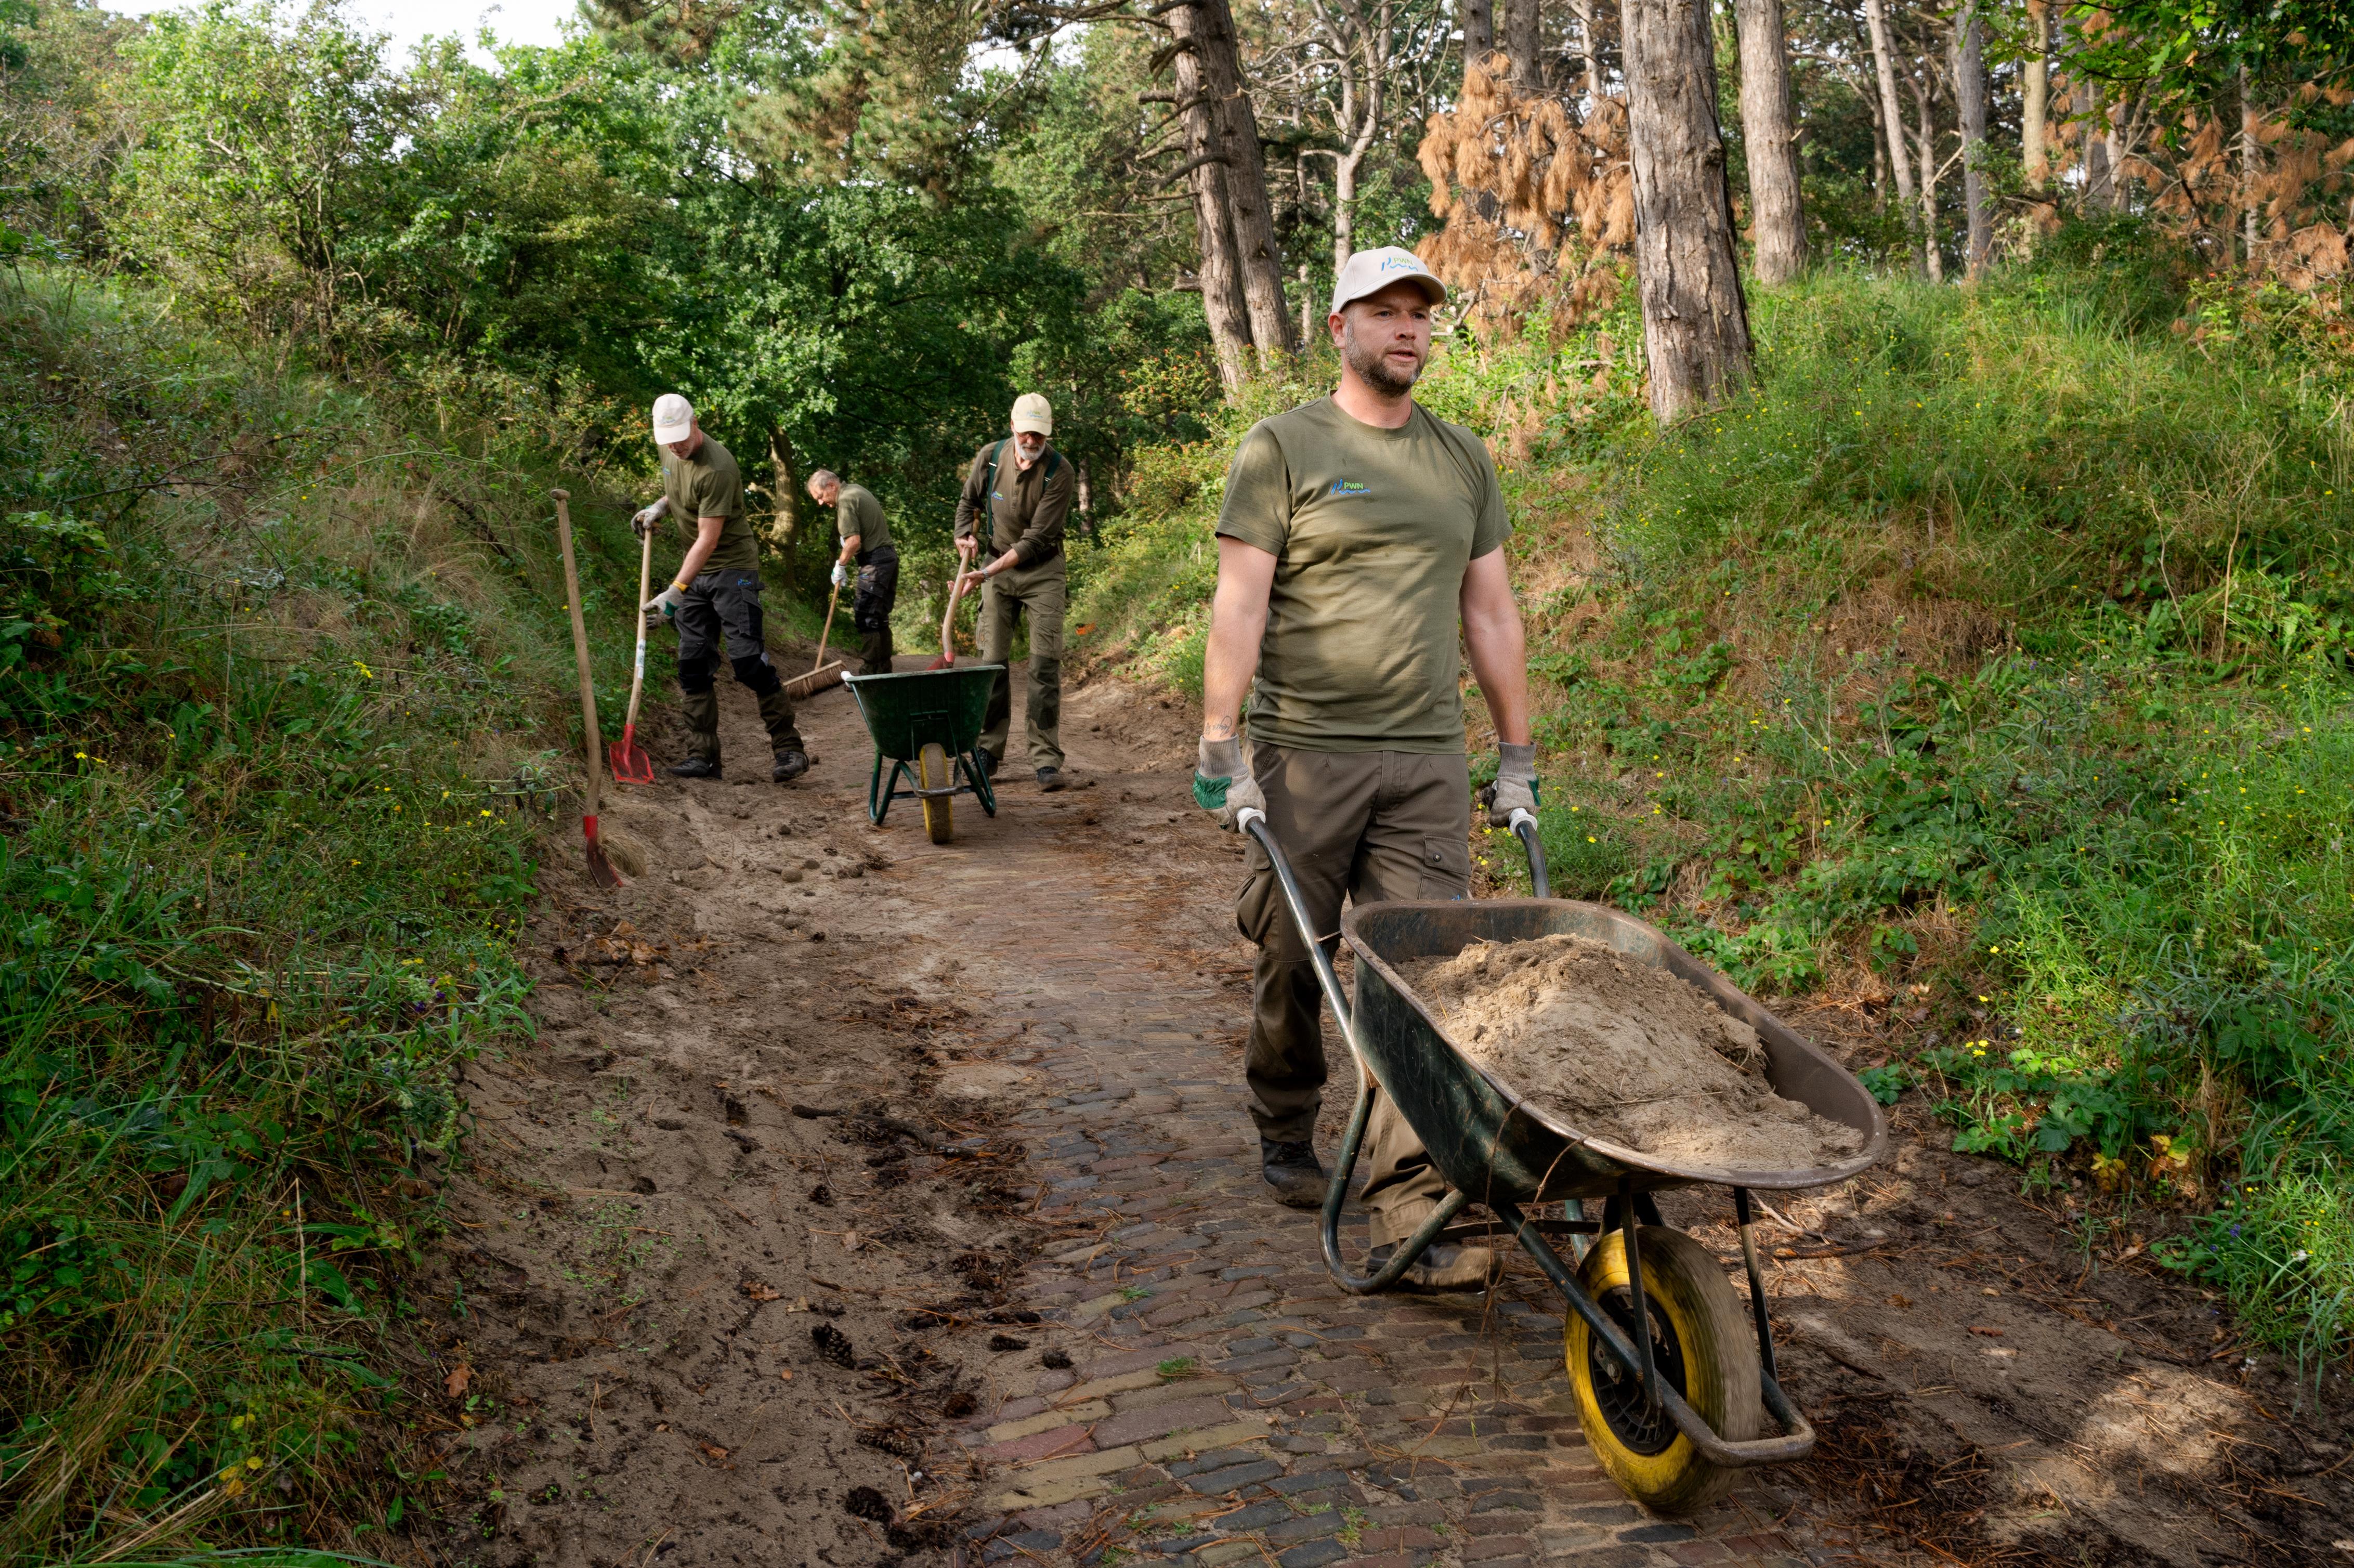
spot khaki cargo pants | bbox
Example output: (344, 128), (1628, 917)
(1236, 746), (1467, 1249)
(978, 556), (1065, 770)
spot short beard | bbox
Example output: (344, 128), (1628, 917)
(1342, 322), (1422, 397)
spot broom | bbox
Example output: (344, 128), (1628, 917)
(783, 571), (846, 699)
(607, 526), (657, 785)
(553, 489), (623, 887)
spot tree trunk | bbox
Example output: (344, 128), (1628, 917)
(2080, 69), (2112, 211)
(2021, 0), (2048, 186)
(1953, 3), (1990, 277)
(1174, 0), (1297, 361)
(1505, 0), (1544, 87)
(1462, 0), (1494, 59)
(766, 424), (802, 593)
(1912, 70), (1942, 282)
(1569, 0), (1603, 98)
(1620, 0), (1754, 422)
(1170, 27), (1253, 391)
(1733, 0), (1806, 283)
(1861, 0), (1916, 215)
(2240, 64), (2260, 263)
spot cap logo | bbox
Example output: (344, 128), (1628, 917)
(1378, 255), (1424, 273)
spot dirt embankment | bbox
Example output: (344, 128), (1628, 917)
(396, 667), (2354, 1568)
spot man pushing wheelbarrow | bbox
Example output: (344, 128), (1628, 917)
(1191, 249), (1542, 1291)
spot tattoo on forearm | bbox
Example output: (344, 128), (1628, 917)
(1203, 718), (1237, 741)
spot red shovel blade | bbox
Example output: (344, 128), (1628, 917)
(608, 725), (655, 786)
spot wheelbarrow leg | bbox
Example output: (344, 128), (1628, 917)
(1317, 1069), (1470, 1294)
(867, 749), (887, 824)
(1239, 809), (1471, 1293)
(1733, 1187), (1778, 1382)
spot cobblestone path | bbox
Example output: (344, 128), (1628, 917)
(930, 690), (1811, 1568)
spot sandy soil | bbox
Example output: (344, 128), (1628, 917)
(1398, 933), (1862, 1171)
(393, 660), (2354, 1568)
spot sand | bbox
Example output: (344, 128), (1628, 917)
(1395, 934), (1864, 1172)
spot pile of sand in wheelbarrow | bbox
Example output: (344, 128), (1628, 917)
(1396, 934), (1864, 1171)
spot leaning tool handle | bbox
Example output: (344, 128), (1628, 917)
(552, 492), (614, 880)
(624, 528), (652, 730)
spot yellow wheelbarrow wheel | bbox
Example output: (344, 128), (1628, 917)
(1566, 1225), (1761, 1515)
(917, 742), (955, 844)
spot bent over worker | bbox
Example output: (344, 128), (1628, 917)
(810, 469), (896, 675)
(1190, 249), (1539, 1292)
(634, 394), (810, 783)
(954, 393), (1074, 792)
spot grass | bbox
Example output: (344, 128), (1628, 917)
(0, 269), (663, 1560)
(1078, 230), (2354, 1376)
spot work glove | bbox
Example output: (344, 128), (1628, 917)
(1192, 734), (1266, 832)
(831, 560), (851, 590)
(1481, 742), (1540, 828)
(643, 582), (687, 629)
(631, 502), (666, 539)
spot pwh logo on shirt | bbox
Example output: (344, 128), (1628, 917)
(1326, 480), (1370, 498)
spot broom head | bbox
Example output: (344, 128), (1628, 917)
(784, 659), (845, 699)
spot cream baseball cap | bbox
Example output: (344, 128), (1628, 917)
(651, 393), (695, 444)
(1329, 246), (1446, 315)
(1011, 393), (1053, 437)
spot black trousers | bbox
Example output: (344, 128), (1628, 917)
(852, 546), (898, 675)
(675, 567), (802, 763)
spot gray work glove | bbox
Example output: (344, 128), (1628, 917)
(1193, 735), (1266, 831)
(643, 581), (687, 629)
(631, 501), (667, 539)
(831, 559), (851, 590)
(1482, 742), (1540, 827)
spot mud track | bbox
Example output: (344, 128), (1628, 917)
(404, 667), (2354, 1568)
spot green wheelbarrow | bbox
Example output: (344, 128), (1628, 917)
(842, 665), (1003, 843)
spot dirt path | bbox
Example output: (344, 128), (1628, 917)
(408, 668), (2354, 1568)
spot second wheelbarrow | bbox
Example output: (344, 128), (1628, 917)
(843, 665), (1003, 843)
(1239, 805), (1884, 1515)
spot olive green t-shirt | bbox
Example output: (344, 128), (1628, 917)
(1215, 396), (1510, 754)
(661, 435), (758, 574)
(836, 483), (891, 555)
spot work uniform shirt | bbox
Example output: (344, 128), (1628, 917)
(661, 435), (758, 573)
(1214, 396), (1509, 754)
(835, 482), (891, 557)
(954, 441), (1073, 568)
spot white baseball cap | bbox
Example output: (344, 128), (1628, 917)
(1011, 393), (1053, 437)
(1329, 246), (1447, 315)
(651, 393), (695, 444)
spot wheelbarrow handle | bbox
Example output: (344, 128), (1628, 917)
(1508, 807), (1550, 899)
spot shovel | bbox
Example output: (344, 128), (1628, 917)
(553, 489), (623, 887)
(607, 527), (657, 785)
(783, 572), (845, 699)
(928, 551), (971, 670)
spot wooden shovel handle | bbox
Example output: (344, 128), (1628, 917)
(813, 576), (842, 671)
(939, 549), (971, 662)
(624, 526), (652, 729)
(553, 490), (602, 821)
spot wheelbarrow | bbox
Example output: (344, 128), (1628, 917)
(843, 665), (1003, 843)
(1239, 805), (1884, 1515)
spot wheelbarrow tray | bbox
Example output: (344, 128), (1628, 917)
(1341, 897), (1885, 1206)
(843, 665), (1004, 826)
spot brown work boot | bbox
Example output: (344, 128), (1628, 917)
(1260, 1138), (1325, 1210)
(1367, 1241), (1500, 1293)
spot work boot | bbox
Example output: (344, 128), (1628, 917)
(1036, 766), (1065, 792)
(669, 757), (721, 780)
(773, 749), (810, 784)
(1366, 1241), (1500, 1293)
(976, 752), (998, 781)
(1260, 1138), (1325, 1210)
